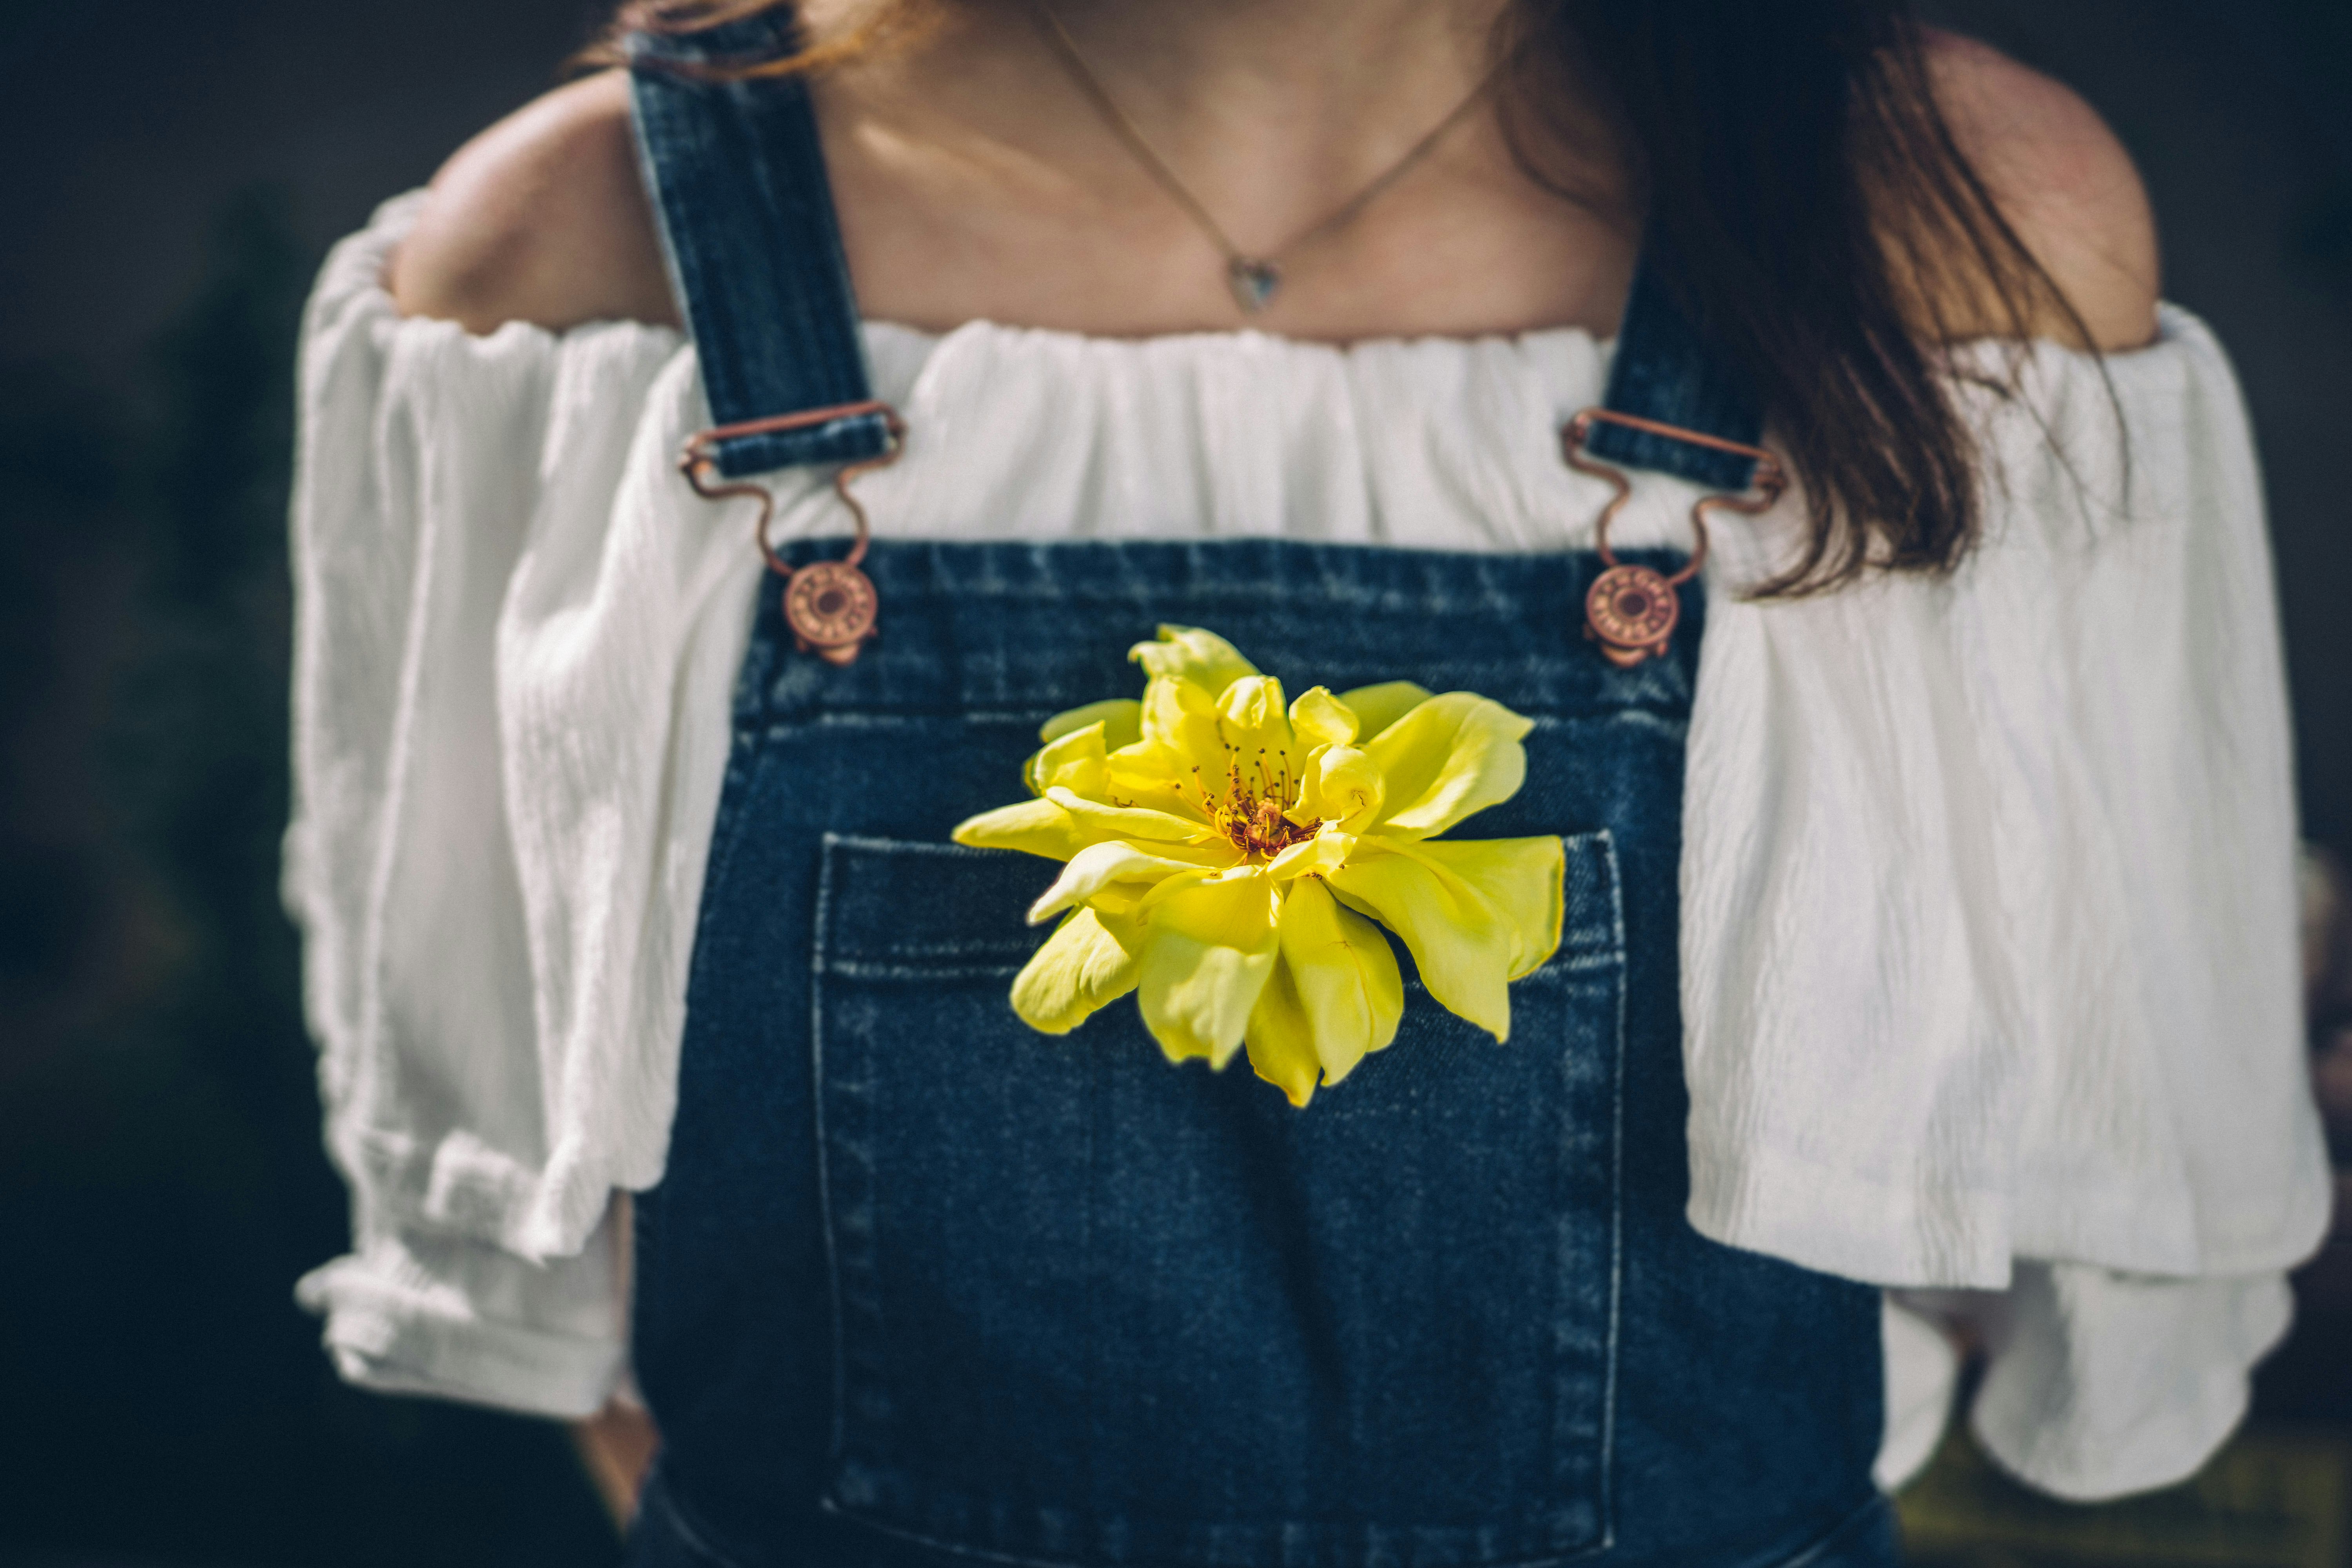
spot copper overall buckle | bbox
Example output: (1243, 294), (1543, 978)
(1561, 408), (1786, 669)
(680, 402), (908, 667)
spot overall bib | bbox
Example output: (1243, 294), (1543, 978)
(624, 16), (1893, 1567)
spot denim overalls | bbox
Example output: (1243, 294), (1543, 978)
(624, 15), (1893, 1568)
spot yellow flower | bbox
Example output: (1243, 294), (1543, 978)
(952, 627), (1565, 1107)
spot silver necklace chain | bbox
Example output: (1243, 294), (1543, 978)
(1030, 3), (1506, 314)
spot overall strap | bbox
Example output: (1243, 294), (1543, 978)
(629, 10), (891, 477)
(1586, 253), (1764, 493)
(1567, 243), (1782, 668)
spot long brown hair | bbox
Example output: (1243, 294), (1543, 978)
(601, 0), (2091, 594)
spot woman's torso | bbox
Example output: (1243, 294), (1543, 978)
(622, 15), (1889, 1566)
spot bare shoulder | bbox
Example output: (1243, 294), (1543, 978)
(389, 71), (680, 334)
(1921, 29), (2160, 351)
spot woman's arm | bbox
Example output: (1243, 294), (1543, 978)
(387, 73), (686, 1522)
(573, 1397), (662, 1526)
(390, 71), (677, 333)
(1922, 29), (2161, 351)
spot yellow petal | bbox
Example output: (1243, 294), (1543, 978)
(1134, 868), (1280, 1068)
(1040, 698), (1142, 749)
(1288, 686), (1359, 751)
(1266, 826), (1353, 881)
(1025, 720), (1109, 798)
(1028, 840), (1205, 925)
(1277, 876), (1403, 1085)
(1325, 844), (1518, 1041)
(1363, 693), (1535, 839)
(1218, 674), (1292, 741)
(1136, 670), (1222, 744)
(1131, 626), (1258, 694)
(1116, 675), (1229, 806)
(1010, 906), (1141, 1034)
(1217, 675), (1305, 788)
(951, 797), (1087, 860)
(1045, 786), (1214, 846)
(1398, 835), (1566, 979)
(1294, 745), (1385, 834)
(1243, 953), (1322, 1107)
(1338, 681), (1433, 742)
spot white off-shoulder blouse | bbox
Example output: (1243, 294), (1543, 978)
(287, 193), (2328, 1501)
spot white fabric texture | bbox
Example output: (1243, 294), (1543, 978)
(288, 193), (2327, 1484)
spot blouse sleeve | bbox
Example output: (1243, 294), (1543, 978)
(283, 194), (731, 1416)
(1679, 308), (2330, 1498)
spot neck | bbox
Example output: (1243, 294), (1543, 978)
(822, 0), (1513, 251)
(1032, 0), (1504, 111)
(803, 0), (1636, 341)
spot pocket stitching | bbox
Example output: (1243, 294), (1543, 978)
(1593, 828), (1626, 1556)
(813, 831), (855, 1482)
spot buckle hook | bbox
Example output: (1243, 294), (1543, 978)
(681, 402), (908, 666)
(1560, 408), (1786, 668)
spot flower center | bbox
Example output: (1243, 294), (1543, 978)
(1198, 750), (1320, 860)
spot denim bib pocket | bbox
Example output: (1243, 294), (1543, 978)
(810, 828), (1629, 1568)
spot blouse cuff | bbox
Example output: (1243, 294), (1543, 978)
(1880, 1262), (2294, 1503)
(1965, 1263), (2293, 1501)
(296, 1225), (626, 1421)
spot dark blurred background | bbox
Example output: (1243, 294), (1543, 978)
(0, 2), (2346, 1565)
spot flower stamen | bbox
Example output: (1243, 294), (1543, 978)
(1205, 757), (1319, 859)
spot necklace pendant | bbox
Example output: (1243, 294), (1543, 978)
(1227, 257), (1282, 313)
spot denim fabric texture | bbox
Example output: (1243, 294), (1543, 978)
(629, 14), (895, 473)
(1583, 266), (1765, 493)
(626, 15), (1887, 1566)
